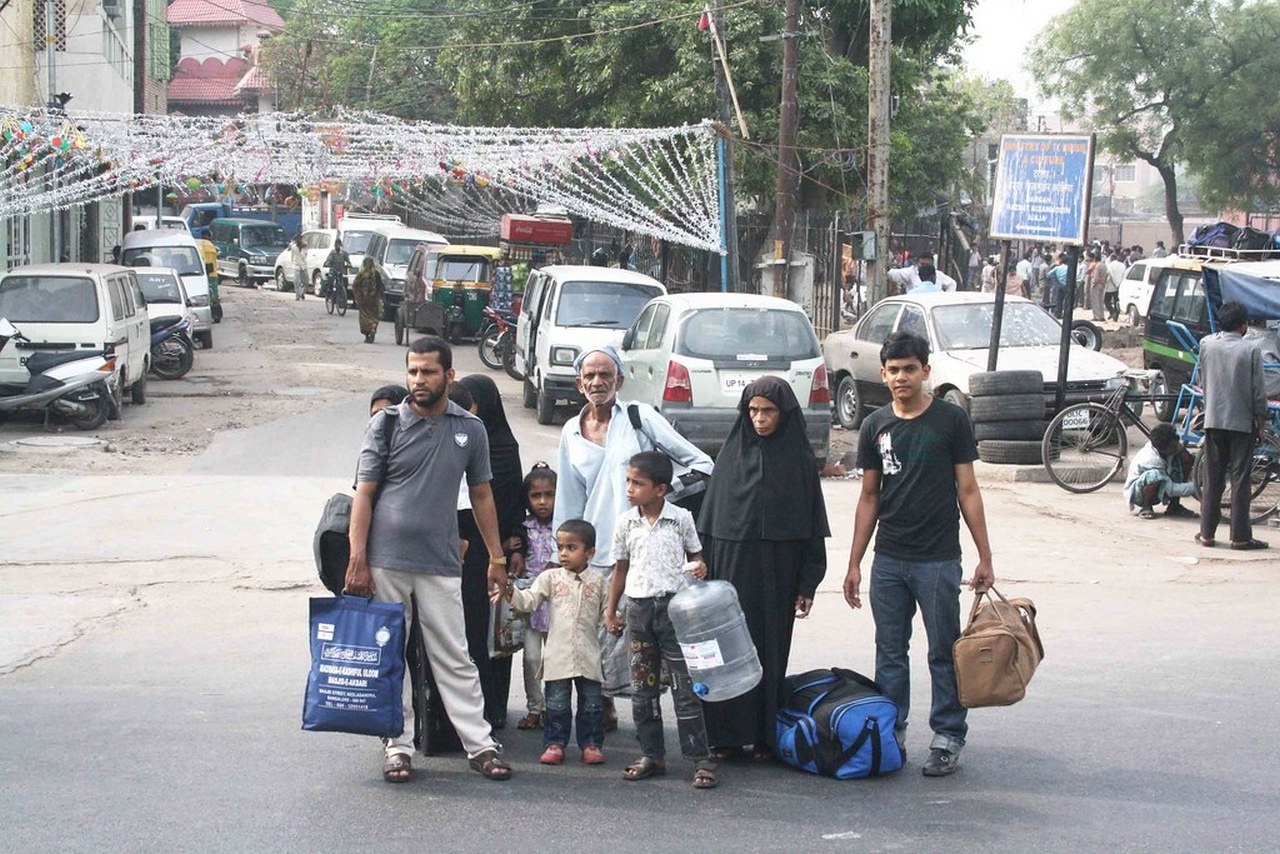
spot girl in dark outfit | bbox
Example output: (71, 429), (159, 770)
(697, 375), (830, 758)
(457, 374), (524, 728)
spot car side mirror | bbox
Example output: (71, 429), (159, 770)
(621, 329), (634, 350)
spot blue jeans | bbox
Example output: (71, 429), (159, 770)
(543, 677), (603, 750)
(869, 554), (967, 753)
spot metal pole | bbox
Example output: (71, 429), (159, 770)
(710, 3), (739, 292)
(717, 134), (729, 293)
(771, 0), (801, 300)
(987, 239), (1011, 372)
(46, 0), (60, 261)
(1054, 245), (1079, 412)
(866, 0), (892, 306)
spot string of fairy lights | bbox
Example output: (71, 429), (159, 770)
(0, 108), (724, 251)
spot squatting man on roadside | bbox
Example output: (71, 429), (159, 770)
(1124, 423), (1197, 520)
(843, 330), (995, 778)
(344, 335), (514, 783)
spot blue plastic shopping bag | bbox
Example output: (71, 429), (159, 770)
(302, 596), (406, 737)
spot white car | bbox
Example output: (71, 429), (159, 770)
(619, 292), (830, 463)
(132, 267), (194, 327)
(823, 292), (1134, 429)
(1118, 254), (1182, 327)
(132, 215), (190, 233)
(272, 228), (339, 294)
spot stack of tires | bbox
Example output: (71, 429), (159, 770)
(967, 370), (1047, 465)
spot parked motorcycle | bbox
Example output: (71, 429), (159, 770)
(477, 305), (522, 380)
(0, 317), (120, 430)
(149, 316), (195, 380)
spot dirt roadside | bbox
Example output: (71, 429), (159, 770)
(0, 287), (403, 475)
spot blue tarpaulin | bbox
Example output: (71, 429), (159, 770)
(1203, 265), (1280, 322)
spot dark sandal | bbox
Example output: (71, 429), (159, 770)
(692, 763), (719, 789)
(1195, 534), (1215, 548)
(1230, 538), (1269, 551)
(1137, 507), (1156, 519)
(469, 748), (512, 781)
(516, 712), (542, 730)
(383, 752), (412, 783)
(622, 756), (666, 781)
(1164, 504), (1198, 519)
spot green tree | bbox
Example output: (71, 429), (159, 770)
(260, 0), (457, 121)
(1030, 0), (1270, 244)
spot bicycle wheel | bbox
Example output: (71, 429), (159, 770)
(1193, 445), (1280, 524)
(478, 328), (504, 370)
(325, 290), (336, 315)
(1042, 403), (1128, 493)
(336, 284), (348, 317)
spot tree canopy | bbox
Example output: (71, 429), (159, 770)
(260, 0), (982, 224)
(1031, 0), (1280, 243)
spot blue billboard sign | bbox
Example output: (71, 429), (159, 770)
(989, 134), (1095, 244)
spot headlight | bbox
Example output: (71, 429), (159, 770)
(550, 346), (579, 366)
(188, 294), (210, 307)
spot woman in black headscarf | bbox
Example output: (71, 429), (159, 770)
(697, 375), (830, 759)
(457, 374), (525, 728)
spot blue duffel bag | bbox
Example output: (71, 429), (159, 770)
(775, 667), (903, 779)
(303, 596), (406, 737)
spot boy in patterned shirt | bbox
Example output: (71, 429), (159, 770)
(604, 451), (717, 789)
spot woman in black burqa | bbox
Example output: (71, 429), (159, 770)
(458, 374), (525, 728)
(697, 375), (829, 759)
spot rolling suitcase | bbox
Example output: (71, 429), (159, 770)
(407, 593), (463, 755)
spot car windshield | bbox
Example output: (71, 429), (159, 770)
(121, 245), (203, 276)
(0, 275), (99, 323)
(242, 225), (286, 249)
(555, 281), (663, 328)
(436, 258), (489, 282)
(931, 302), (1063, 349)
(342, 230), (375, 254)
(388, 238), (437, 266)
(135, 272), (184, 303)
(678, 307), (819, 360)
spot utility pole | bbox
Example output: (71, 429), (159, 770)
(45, 0), (61, 262)
(709, 4), (739, 292)
(866, 0), (891, 305)
(771, 0), (800, 300)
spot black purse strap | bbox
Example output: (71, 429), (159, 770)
(351, 409), (398, 491)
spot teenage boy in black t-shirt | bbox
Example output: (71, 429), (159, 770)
(843, 331), (995, 778)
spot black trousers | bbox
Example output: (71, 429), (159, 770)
(1200, 428), (1256, 544)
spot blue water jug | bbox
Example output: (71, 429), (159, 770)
(667, 578), (762, 701)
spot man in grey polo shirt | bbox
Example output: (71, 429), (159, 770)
(345, 335), (513, 782)
(1197, 302), (1269, 551)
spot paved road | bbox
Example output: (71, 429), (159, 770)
(1, 293), (1277, 852)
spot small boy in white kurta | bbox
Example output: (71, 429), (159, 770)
(507, 519), (609, 766)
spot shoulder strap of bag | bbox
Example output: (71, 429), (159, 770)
(627, 403), (658, 451)
(350, 409), (399, 491)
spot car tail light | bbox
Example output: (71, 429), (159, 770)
(810, 363), (830, 405)
(663, 360), (692, 403)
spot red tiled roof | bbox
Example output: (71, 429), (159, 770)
(168, 57), (254, 104)
(235, 65), (274, 93)
(167, 0), (284, 30)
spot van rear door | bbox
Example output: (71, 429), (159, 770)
(0, 273), (105, 387)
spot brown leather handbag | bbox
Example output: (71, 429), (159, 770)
(953, 587), (1044, 708)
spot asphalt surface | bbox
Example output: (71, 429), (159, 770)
(1, 290), (1277, 852)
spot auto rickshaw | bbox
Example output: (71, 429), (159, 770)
(430, 246), (502, 341)
(197, 237), (223, 322)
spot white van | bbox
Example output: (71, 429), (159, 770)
(132, 215), (190, 233)
(0, 263), (149, 405)
(365, 226), (449, 321)
(1118, 254), (1182, 327)
(336, 212), (402, 285)
(515, 265), (667, 424)
(120, 229), (215, 349)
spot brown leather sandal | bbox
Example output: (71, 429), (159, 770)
(622, 756), (666, 781)
(383, 752), (412, 783)
(469, 748), (512, 781)
(516, 712), (542, 730)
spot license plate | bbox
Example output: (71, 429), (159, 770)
(1062, 409), (1090, 430)
(721, 372), (763, 395)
